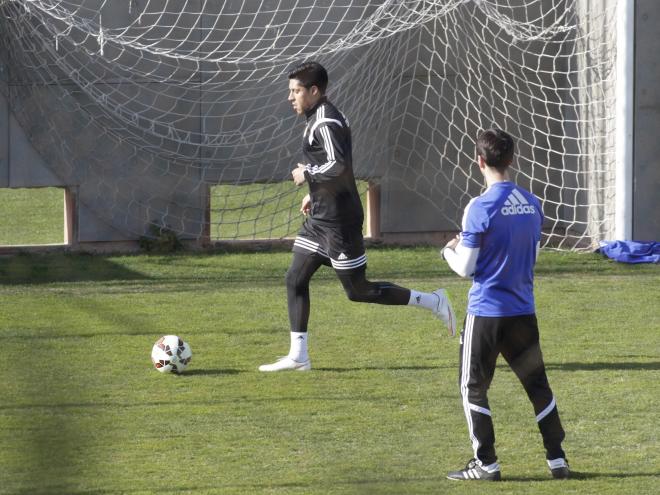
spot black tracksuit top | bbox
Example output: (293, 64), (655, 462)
(301, 98), (364, 227)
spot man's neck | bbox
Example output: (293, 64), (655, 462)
(305, 96), (326, 118)
(484, 169), (510, 188)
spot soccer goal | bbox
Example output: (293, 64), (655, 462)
(0, 1), (624, 250)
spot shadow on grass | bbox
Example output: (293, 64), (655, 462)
(53, 474), (451, 494)
(316, 365), (453, 372)
(0, 392), (461, 412)
(36, 469), (660, 494)
(569, 471), (660, 480)
(546, 361), (660, 371)
(0, 253), (149, 284)
(178, 368), (244, 376)
(504, 471), (660, 482)
(8, 331), (162, 340)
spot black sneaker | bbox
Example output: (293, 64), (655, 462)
(548, 458), (570, 479)
(447, 458), (501, 481)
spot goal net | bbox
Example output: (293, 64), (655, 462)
(0, 0), (617, 249)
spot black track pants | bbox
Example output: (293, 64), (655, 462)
(285, 251), (410, 332)
(458, 313), (566, 464)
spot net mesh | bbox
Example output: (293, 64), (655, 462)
(0, 0), (617, 249)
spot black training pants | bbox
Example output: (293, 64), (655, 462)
(285, 251), (410, 332)
(459, 313), (566, 465)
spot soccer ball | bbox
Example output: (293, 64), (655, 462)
(151, 335), (192, 373)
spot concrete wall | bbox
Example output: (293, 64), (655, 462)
(1, 61), (64, 189)
(634, 0), (660, 241)
(379, 2), (581, 239)
(0, 62), (6, 186)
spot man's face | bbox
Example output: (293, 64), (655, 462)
(288, 79), (319, 115)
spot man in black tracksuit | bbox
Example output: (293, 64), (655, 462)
(259, 61), (456, 372)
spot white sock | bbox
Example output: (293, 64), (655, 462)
(408, 290), (438, 310)
(480, 461), (501, 473)
(288, 332), (308, 362)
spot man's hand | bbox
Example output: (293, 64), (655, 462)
(300, 194), (311, 216)
(292, 164), (307, 186)
(445, 234), (460, 251)
(441, 234), (460, 261)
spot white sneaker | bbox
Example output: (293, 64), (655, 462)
(258, 356), (311, 372)
(432, 288), (456, 337)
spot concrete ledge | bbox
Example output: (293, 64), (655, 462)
(0, 232), (463, 256)
(0, 243), (69, 256)
(378, 231), (458, 247)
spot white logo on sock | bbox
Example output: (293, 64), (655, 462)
(338, 253), (348, 260)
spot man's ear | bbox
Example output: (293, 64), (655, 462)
(477, 154), (487, 170)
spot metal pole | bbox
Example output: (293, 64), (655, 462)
(615, 0), (634, 240)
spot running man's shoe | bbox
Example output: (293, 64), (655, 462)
(258, 356), (311, 372)
(432, 288), (457, 337)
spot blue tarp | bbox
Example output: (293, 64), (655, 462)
(597, 240), (660, 264)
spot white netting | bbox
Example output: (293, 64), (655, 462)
(0, 0), (617, 249)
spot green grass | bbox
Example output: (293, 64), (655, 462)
(0, 188), (64, 245)
(0, 249), (658, 494)
(0, 182), (370, 245)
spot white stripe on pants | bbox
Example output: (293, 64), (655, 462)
(460, 313), (481, 458)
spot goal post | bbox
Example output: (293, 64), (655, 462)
(615, 0), (634, 242)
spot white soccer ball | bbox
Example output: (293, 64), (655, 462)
(151, 335), (192, 373)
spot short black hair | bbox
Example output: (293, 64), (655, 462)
(476, 128), (515, 171)
(288, 61), (328, 94)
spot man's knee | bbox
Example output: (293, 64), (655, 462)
(338, 269), (374, 302)
(343, 285), (366, 302)
(286, 266), (305, 293)
(463, 379), (491, 402)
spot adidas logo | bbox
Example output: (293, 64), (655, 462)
(338, 253), (348, 260)
(501, 189), (536, 216)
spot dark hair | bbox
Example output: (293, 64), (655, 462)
(476, 128), (515, 171)
(288, 61), (328, 94)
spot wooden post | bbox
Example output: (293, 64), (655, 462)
(201, 183), (211, 247)
(366, 181), (381, 239)
(64, 186), (78, 247)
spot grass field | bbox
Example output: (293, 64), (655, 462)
(0, 183), (368, 246)
(0, 188), (64, 245)
(0, 249), (658, 494)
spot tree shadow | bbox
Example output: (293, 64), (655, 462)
(569, 471), (660, 480)
(9, 331), (161, 340)
(504, 471), (660, 482)
(31, 469), (660, 494)
(178, 368), (243, 376)
(315, 364), (453, 372)
(0, 253), (149, 284)
(545, 361), (660, 371)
